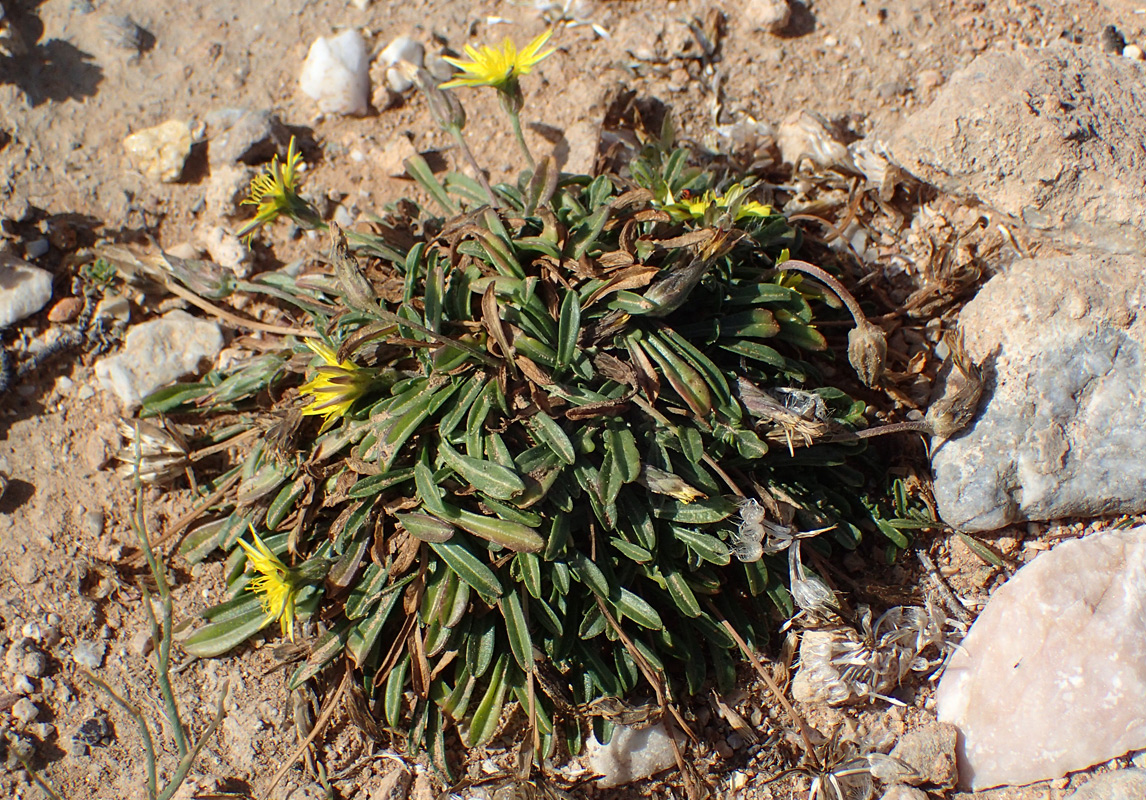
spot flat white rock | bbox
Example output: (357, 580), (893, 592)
(299, 30), (370, 116)
(94, 310), (223, 409)
(586, 722), (678, 788)
(936, 526), (1146, 790)
(0, 253), (52, 328)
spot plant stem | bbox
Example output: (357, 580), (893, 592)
(83, 670), (159, 799)
(448, 126), (499, 209)
(506, 106), (535, 170)
(134, 488), (189, 757)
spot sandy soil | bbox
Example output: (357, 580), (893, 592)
(2, 0), (1144, 798)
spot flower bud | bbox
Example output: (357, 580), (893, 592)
(847, 320), (887, 387)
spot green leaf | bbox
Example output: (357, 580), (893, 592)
(528, 413), (576, 465)
(398, 512), (456, 543)
(430, 503), (544, 552)
(653, 496), (737, 524)
(438, 440), (526, 501)
(465, 654), (509, 748)
(672, 526), (732, 565)
(719, 339), (786, 368)
(347, 588), (402, 666)
(555, 289), (581, 372)
(664, 570), (702, 618)
(288, 620), (352, 689)
(569, 549), (612, 600)
(182, 604), (268, 657)
(429, 538), (504, 599)
(384, 656), (410, 728)
(405, 153), (458, 215)
(614, 588), (663, 629)
(499, 592), (533, 672)
(605, 426), (641, 483)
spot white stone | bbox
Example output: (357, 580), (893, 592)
(12, 697), (38, 723)
(72, 639), (107, 669)
(777, 111), (855, 172)
(743, 0), (790, 32)
(1123, 45), (1144, 61)
(94, 310), (223, 409)
(122, 119), (193, 183)
(0, 253), (52, 328)
(586, 722), (678, 788)
(385, 66), (413, 93)
(299, 30), (370, 116)
(936, 527), (1146, 790)
(379, 35), (423, 68)
(202, 225), (252, 277)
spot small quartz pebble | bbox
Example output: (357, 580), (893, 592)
(937, 527), (1146, 789)
(122, 120), (193, 183)
(888, 722), (958, 788)
(202, 225), (251, 277)
(12, 698), (38, 723)
(299, 30), (370, 116)
(743, 0), (790, 32)
(25, 238), (49, 258)
(0, 253), (53, 328)
(1124, 45), (1145, 61)
(72, 640), (107, 669)
(586, 722), (679, 788)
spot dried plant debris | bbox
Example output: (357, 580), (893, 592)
(792, 599), (965, 706)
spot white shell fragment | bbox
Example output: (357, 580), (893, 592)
(299, 30), (371, 116)
(936, 526), (1146, 790)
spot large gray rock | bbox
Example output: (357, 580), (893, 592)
(936, 527), (1146, 790)
(0, 253), (53, 328)
(881, 42), (1146, 255)
(932, 255), (1146, 531)
(94, 310), (223, 409)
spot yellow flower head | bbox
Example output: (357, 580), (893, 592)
(236, 137), (313, 240)
(237, 528), (301, 642)
(298, 339), (373, 432)
(440, 29), (555, 90)
(661, 185), (772, 223)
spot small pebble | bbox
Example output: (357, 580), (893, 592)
(72, 640), (106, 669)
(129, 629), (154, 657)
(12, 697), (38, 723)
(11, 674), (34, 695)
(21, 622), (42, 641)
(30, 723), (55, 741)
(83, 510), (105, 537)
(1101, 25), (1126, 54)
(25, 239), (49, 258)
(715, 739), (733, 759)
(22, 650), (47, 677)
(122, 120), (193, 183)
(1124, 44), (1145, 61)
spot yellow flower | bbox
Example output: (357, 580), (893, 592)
(237, 528), (301, 642)
(298, 339), (373, 432)
(661, 185), (772, 223)
(440, 29), (555, 89)
(236, 137), (317, 240)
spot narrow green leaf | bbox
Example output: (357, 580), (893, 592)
(672, 526), (732, 565)
(614, 588), (662, 629)
(664, 570), (702, 618)
(654, 496), (737, 524)
(182, 604), (268, 657)
(431, 503), (544, 552)
(465, 655), (509, 748)
(405, 153), (458, 215)
(439, 440), (526, 501)
(555, 290), (581, 372)
(499, 593), (533, 672)
(429, 538), (504, 598)
(398, 512), (456, 543)
(528, 413), (576, 465)
(384, 656), (410, 728)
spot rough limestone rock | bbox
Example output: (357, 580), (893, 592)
(94, 310), (223, 409)
(586, 722), (678, 788)
(932, 255), (1146, 531)
(936, 527), (1146, 790)
(1066, 769), (1146, 800)
(880, 42), (1146, 255)
(205, 108), (287, 166)
(888, 723), (958, 788)
(0, 253), (52, 328)
(122, 119), (193, 183)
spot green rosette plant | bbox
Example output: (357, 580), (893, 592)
(129, 32), (917, 777)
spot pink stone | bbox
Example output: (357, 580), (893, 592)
(936, 527), (1146, 789)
